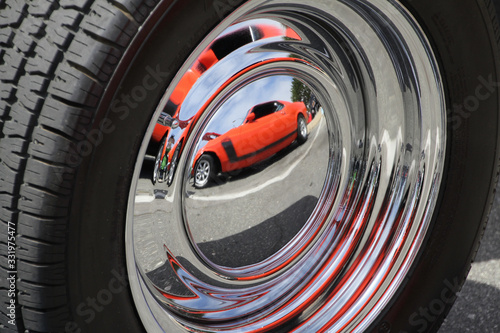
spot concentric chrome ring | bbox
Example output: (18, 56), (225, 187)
(126, 0), (446, 332)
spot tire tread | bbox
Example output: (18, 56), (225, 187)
(0, 0), (158, 331)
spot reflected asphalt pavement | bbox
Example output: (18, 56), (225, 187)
(133, 113), (500, 330)
(133, 115), (329, 272)
(439, 181), (500, 333)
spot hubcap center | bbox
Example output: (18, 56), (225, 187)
(182, 74), (330, 270)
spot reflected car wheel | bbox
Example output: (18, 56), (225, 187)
(153, 137), (166, 184)
(166, 145), (180, 186)
(194, 155), (217, 188)
(297, 114), (308, 144)
(1, 0), (499, 333)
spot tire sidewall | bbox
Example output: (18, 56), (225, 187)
(63, 0), (500, 332)
(373, 0), (500, 332)
(64, 1), (246, 332)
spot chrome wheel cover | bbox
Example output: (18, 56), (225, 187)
(298, 116), (308, 141)
(195, 159), (211, 188)
(126, 0), (446, 332)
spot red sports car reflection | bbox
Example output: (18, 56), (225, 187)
(192, 101), (309, 188)
(151, 23), (301, 143)
(152, 22), (301, 185)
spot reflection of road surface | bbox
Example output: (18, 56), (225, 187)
(185, 115), (327, 236)
(134, 114), (329, 270)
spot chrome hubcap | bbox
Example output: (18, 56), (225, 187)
(195, 160), (210, 186)
(299, 117), (307, 138)
(126, 0), (446, 332)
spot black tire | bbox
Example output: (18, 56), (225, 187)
(194, 154), (217, 189)
(296, 114), (308, 144)
(0, 1), (499, 333)
(373, 1), (500, 331)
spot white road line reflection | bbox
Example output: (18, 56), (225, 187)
(189, 116), (325, 202)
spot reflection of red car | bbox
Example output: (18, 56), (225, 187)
(151, 23), (301, 143)
(152, 24), (301, 185)
(193, 101), (308, 188)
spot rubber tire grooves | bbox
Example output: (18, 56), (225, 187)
(0, 0), (158, 331)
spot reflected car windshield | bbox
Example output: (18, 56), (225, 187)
(251, 101), (284, 120)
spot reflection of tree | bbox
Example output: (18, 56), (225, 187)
(291, 78), (312, 103)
